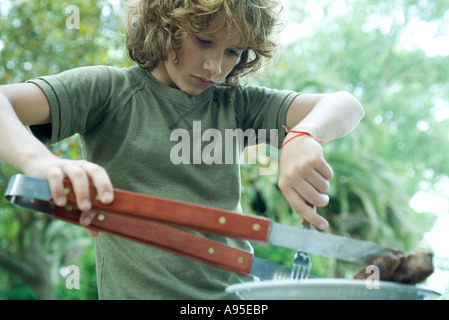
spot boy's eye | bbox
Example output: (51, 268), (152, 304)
(196, 37), (212, 46)
(195, 35), (242, 58)
(227, 49), (241, 57)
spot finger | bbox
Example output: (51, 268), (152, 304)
(292, 160), (331, 207)
(303, 155), (333, 186)
(306, 169), (330, 194)
(316, 159), (333, 181)
(63, 165), (92, 211)
(292, 177), (330, 208)
(46, 167), (67, 207)
(79, 161), (114, 204)
(278, 172), (328, 210)
(80, 211), (101, 237)
(79, 210), (96, 226)
(85, 228), (100, 237)
(281, 160), (332, 207)
(283, 187), (329, 230)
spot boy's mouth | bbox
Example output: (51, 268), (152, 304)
(193, 76), (215, 87)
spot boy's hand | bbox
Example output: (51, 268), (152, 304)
(278, 134), (333, 230)
(24, 157), (114, 236)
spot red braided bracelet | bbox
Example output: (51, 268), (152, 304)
(281, 125), (324, 148)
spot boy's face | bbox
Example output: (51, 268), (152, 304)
(152, 31), (247, 95)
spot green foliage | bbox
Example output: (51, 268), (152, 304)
(0, 0), (129, 82)
(0, 273), (37, 300)
(54, 242), (98, 300)
(0, 0), (130, 299)
(246, 0), (449, 292)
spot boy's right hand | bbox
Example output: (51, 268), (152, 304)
(1, 84), (113, 236)
(25, 157), (114, 236)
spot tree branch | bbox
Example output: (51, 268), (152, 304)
(0, 246), (37, 285)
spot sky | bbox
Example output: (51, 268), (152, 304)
(282, 0), (449, 57)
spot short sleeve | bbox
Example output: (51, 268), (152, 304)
(26, 66), (140, 145)
(236, 85), (300, 148)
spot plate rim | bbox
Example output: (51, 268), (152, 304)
(226, 278), (442, 300)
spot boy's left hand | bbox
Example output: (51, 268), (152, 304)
(278, 133), (333, 230)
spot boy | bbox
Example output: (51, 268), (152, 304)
(0, 0), (363, 299)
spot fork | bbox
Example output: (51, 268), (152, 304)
(290, 249), (311, 279)
(290, 220), (311, 280)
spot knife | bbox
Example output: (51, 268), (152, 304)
(5, 174), (402, 265)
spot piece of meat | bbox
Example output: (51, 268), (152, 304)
(353, 250), (434, 284)
(390, 250), (434, 284)
(354, 252), (401, 281)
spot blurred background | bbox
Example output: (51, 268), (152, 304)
(0, 0), (448, 299)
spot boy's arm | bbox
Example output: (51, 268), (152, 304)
(279, 91), (364, 229)
(0, 83), (114, 219)
(0, 83), (52, 125)
(285, 91), (364, 141)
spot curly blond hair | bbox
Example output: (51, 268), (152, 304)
(125, 0), (284, 86)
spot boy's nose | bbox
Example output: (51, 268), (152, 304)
(203, 53), (222, 75)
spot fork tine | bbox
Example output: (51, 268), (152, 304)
(297, 266), (303, 279)
(298, 266), (307, 279)
(290, 250), (311, 280)
(288, 225), (312, 280)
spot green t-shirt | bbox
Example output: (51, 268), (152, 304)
(28, 65), (298, 299)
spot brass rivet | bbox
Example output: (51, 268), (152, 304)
(64, 188), (70, 195)
(252, 223), (261, 231)
(208, 248), (215, 255)
(218, 217), (226, 224)
(237, 257), (244, 264)
(98, 214), (105, 221)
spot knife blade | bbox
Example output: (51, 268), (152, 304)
(269, 223), (402, 265)
(5, 174), (402, 265)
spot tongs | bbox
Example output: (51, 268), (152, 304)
(5, 174), (402, 279)
(5, 174), (292, 280)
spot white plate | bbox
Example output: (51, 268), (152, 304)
(226, 279), (441, 300)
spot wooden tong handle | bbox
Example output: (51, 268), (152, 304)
(53, 207), (254, 276)
(62, 180), (272, 243)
